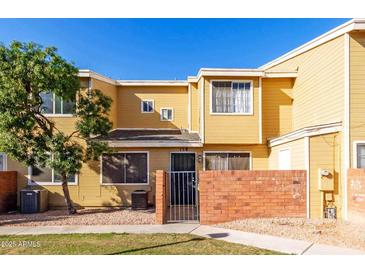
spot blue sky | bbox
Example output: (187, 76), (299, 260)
(0, 18), (348, 80)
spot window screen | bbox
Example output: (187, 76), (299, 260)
(102, 153), (148, 184)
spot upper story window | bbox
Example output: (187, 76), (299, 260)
(161, 108), (173, 121)
(40, 92), (75, 115)
(211, 81), (253, 114)
(141, 100), (154, 113)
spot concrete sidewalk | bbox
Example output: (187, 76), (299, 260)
(191, 225), (365, 255)
(0, 224), (364, 255)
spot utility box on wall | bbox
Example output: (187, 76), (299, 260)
(318, 168), (334, 191)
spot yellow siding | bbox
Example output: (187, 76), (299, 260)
(267, 36), (345, 130)
(117, 86), (188, 129)
(203, 76), (260, 144)
(350, 31), (365, 168)
(92, 78), (118, 127)
(309, 133), (342, 218)
(190, 83), (199, 132)
(269, 138), (305, 170)
(11, 144), (268, 208)
(262, 78), (293, 140)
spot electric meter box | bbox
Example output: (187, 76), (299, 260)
(318, 168), (334, 191)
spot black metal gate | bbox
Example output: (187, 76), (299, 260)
(166, 153), (199, 223)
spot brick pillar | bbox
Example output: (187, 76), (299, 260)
(0, 171), (17, 212)
(155, 170), (166, 224)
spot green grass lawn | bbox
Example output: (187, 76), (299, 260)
(0, 233), (283, 255)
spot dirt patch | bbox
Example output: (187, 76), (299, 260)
(0, 208), (155, 226)
(216, 218), (365, 251)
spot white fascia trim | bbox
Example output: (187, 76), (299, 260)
(263, 72), (298, 78)
(107, 141), (203, 148)
(78, 69), (116, 85)
(268, 122), (342, 147)
(117, 80), (188, 86)
(259, 19), (365, 70)
(196, 68), (264, 81)
(110, 127), (182, 131)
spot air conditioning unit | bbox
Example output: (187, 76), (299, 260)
(20, 189), (48, 213)
(131, 190), (148, 210)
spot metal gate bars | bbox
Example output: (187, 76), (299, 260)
(165, 171), (199, 223)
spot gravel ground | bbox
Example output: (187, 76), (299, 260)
(0, 208), (155, 226)
(217, 218), (365, 251)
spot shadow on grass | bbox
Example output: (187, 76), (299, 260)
(107, 237), (205, 255)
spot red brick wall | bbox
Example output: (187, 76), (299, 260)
(199, 170), (306, 225)
(348, 169), (365, 221)
(0, 171), (17, 212)
(155, 170), (166, 224)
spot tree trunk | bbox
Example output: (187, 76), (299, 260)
(61, 173), (77, 214)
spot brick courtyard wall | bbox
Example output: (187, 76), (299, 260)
(199, 170), (306, 225)
(0, 171), (17, 212)
(348, 169), (365, 221)
(155, 170), (166, 224)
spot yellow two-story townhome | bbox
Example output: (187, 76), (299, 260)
(1, 18), (365, 221)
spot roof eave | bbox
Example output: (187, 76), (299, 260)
(259, 19), (365, 71)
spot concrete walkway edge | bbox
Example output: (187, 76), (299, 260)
(0, 224), (364, 255)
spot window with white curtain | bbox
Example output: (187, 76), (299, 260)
(204, 152), (250, 170)
(211, 81), (253, 114)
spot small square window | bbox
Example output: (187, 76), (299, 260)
(161, 108), (173, 121)
(141, 100), (154, 113)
